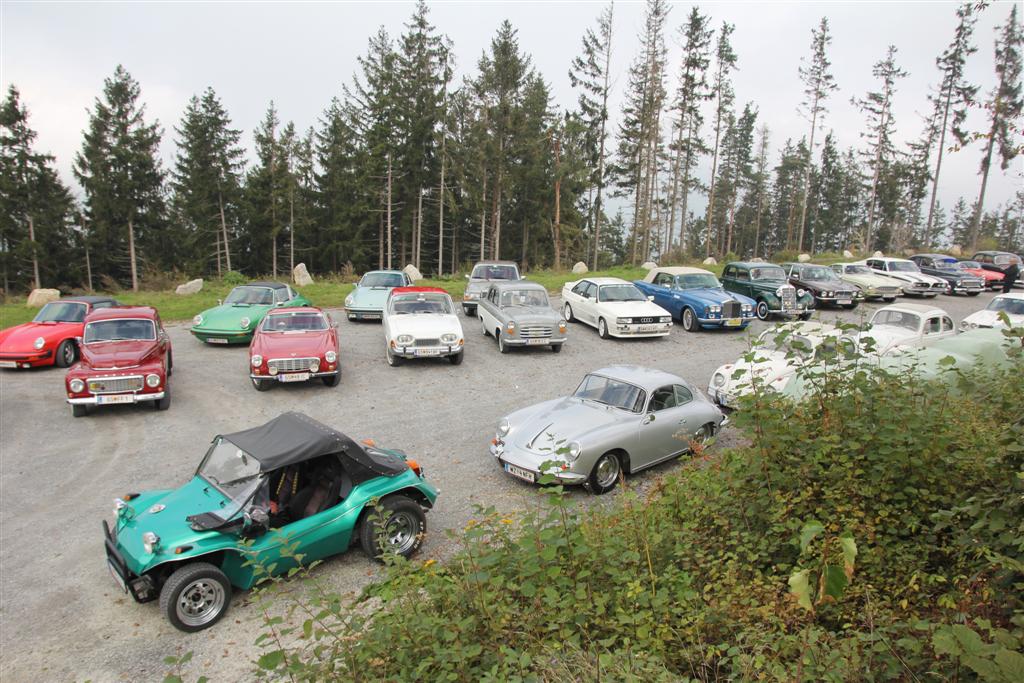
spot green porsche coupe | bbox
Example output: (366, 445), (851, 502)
(190, 281), (310, 344)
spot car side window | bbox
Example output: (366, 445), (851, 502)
(571, 281), (586, 296)
(673, 384), (693, 406)
(942, 316), (953, 332)
(648, 386), (678, 412)
(654, 273), (671, 287)
(736, 269), (750, 281)
(831, 265), (843, 274)
(583, 282), (596, 299)
(925, 317), (941, 334)
(273, 288), (288, 304)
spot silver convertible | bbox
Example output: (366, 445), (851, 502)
(490, 366), (727, 494)
(477, 280), (568, 353)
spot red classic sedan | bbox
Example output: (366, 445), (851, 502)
(0, 295), (120, 369)
(65, 306), (172, 417)
(249, 306), (340, 391)
(954, 260), (1005, 290)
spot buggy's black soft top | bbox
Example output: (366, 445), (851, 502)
(222, 412), (406, 480)
(245, 281), (289, 290)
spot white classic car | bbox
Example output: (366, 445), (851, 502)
(561, 277), (672, 339)
(707, 322), (846, 408)
(857, 303), (957, 355)
(960, 293), (1024, 330)
(857, 256), (947, 297)
(383, 287), (465, 366)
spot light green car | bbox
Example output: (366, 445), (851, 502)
(190, 281), (310, 344)
(345, 270), (412, 321)
(830, 263), (903, 301)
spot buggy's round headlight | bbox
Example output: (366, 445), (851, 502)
(497, 418), (511, 437)
(146, 373), (161, 388)
(713, 372), (726, 388)
(251, 354), (263, 367)
(345, 295), (354, 307)
(69, 378), (85, 393)
(33, 336), (45, 350)
(325, 351), (337, 363)
(142, 531), (160, 554)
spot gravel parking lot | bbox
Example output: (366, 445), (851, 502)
(0, 289), (1002, 681)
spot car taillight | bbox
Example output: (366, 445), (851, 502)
(407, 459), (422, 476)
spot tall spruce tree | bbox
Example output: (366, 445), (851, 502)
(244, 103), (291, 275)
(315, 98), (365, 271)
(713, 103), (757, 256)
(704, 21), (737, 257)
(73, 65), (166, 291)
(969, 4), (1022, 249)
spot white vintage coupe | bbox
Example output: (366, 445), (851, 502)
(383, 287), (465, 366)
(561, 277), (672, 339)
(857, 303), (957, 355)
(960, 293), (1024, 330)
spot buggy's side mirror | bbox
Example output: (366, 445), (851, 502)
(243, 506), (270, 535)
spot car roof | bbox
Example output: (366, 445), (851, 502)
(876, 303), (948, 316)
(649, 266), (713, 276)
(84, 306), (157, 320)
(391, 286), (448, 296)
(362, 269), (405, 275)
(867, 256), (913, 262)
(265, 306), (324, 315)
(60, 295), (119, 305)
(578, 276), (631, 285)
(471, 260), (518, 267)
(973, 250), (1017, 256)
(726, 261), (783, 269)
(589, 365), (686, 392)
(993, 292), (1024, 301)
(489, 279), (545, 291)
(244, 281), (289, 289)
(911, 253), (955, 260)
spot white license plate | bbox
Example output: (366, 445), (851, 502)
(725, 319), (742, 327)
(415, 348), (441, 357)
(0, 361), (16, 368)
(278, 372), (310, 382)
(837, 299), (851, 305)
(362, 314), (381, 320)
(638, 324), (658, 332)
(525, 338), (549, 345)
(97, 394), (134, 405)
(107, 560), (127, 593)
(206, 338), (228, 344)
(504, 463), (536, 483)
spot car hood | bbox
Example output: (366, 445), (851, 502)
(963, 309), (1024, 328)
(349, 286), (392, 308)
(197, 303), (272, 329)
(597, 300), (670, 316)
(799, 279), (856, 292)
(748, 279), (793, 292)
(509, 396), (631, 452)
(715, 353), (798, 395)
(840, 272), (902, 288)
(681, 287), (754, 305)
(858, 325), (917, 352)
(883, 270), (944, 285)
(0, 320), (79, 350)
(253, 329), (334, 357)
(964, 268), (1002, 280)
(502, 305), (562, 324)
(387, 314), (463, 339)
(81, 339), (161, 369)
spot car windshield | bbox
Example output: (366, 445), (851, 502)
(471, 264), (519, 280)
(757, 332), (816, 359)
(958, 261), (982, 269)
(801, 267), (839, 281)
(888, 261), (920, 273)
(988, 297), (1024, 315)
(197, 437), (262, 500)
(500, 289), (549, 307)
(930, 260), (958, 271)
(224, 286), (274, 305)
(390, 293), (453, 315)
(33, 301), (87, 323)
(83, 318), (156, 343)
(750, 267), (787, 281)
(262, 312), (327, 332)
(843, 265), (872, 275)
(599, 284), (646, 302)
(871, 309), (921, 331)
(573, 374), (645, 412)
(678, 273), (721, 289)
(360, 272), (405, 288)
(994, 255), (1020, 266)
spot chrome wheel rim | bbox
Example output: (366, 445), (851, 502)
(683, 309), (693, 329)
(599, 319), (607, 336)
(564, 304), (572, 320)
(756, 302), (769, 320)
(384, 511), (419, 554)
(693, 425), (710, 446)
(176, 578), (225, 627)
(62, 343), (74, 364)
(594, 455), (619, 488)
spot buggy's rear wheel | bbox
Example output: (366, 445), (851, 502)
(360, 496), (426, 562)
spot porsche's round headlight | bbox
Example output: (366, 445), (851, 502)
(251, 354), (263, 367)
(240, 317), (251, 329)
(497, 418), (511, 437)
(146, 373), (161, 388)
(397, 334), (414, 346)
(69, 378), (85, 393)
(345, 295), (354, 307)
(441, 333), (458, 344)
(325, 351), (337, 363)
(713, 372), (726, 388)
(970, 322), (978, 329)
(142, 531), (160, 554)
(33, 336), (45, 350)
(193, 314), (203, 326)
(567, 441), (582, 461)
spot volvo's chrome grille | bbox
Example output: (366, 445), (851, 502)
(88, 376), (143, 394)
(414, 338), (440, 347)
(268, 357), (317, 372)
(519, 325), (553, 339)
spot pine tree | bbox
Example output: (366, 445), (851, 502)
(746, 124), (771, 257)
(924, 3), (979, 241)
(704, 21), (737, 257)
(569, 1), (615, 269)
(73, 65), (166, 291)
(243, 103), (291, 275)
(794, 17), (838, 252)
(714, 103), (757, 256)
(969, 4), (1022, 249)
(314, 98), (365, 271)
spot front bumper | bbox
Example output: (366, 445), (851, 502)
(190, 327), (253, 344)
(500, 335), (568, 346)
(947, 282), (985, 294)
(708, 386), (738, 408)
(0, 350), (54, 368)
(392, 344), (463, 359)
(68, 391), (165, 405)
(612, 322), (672, 337)
(251, 369), (339, 381)
(102, 520), (157, 603)
(489, 440), (587, 484)
(345, 307), (383, 320)
(863, 287), (900, 299)
(699, 316), (754, 329)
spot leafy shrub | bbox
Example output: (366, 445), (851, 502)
(221, 270), (246, 286)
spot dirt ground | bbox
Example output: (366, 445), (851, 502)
(0, 290), (1000, 681)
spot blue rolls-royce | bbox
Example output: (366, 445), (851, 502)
(633, 267), (757, 332)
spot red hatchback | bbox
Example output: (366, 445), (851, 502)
(0, 295), (120, 369)
(65, 306), (172, 417)
(249, 306), (340, 391)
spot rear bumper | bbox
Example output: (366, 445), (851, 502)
(345, 307), (383, 320)
(68, 391), (164, 405)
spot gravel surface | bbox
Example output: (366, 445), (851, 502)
(0, 289), (1001, 681)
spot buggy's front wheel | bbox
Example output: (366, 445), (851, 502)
(159, 562), (232, 632)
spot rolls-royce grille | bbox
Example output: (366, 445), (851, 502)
(269, 357), (317, 372)
(414, 338), (440, 347)
(780, 287), (797, 309)
(519, 325), (553, 338)
(722, 301), (742, 318)
(88, 376), (143, 394)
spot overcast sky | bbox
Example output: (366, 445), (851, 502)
(2, 1), (1021, 220)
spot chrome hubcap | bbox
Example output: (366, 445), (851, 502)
(385, 512), (418, 554)
(63, 345), (74, 363)
(599, 320), (606, 335)
(684, 310), (693, 327)
(694, 426), (710, 445)
(176, 579), (225, 627)
(564, 304), (571, 320)
(595, 455), (619, 488)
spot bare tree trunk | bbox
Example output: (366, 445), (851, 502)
(378, 214), (384, 270)
(925, 90), (954, 245)
(796, 100), (820, 252)
(219, 191), (232, 271)
(968, 118), (997, 250)
(215, 227), (222, 277)
(864, 90), (891, 250)
(480, 174), (487, 261)
(27, 215), (40, 290)
(386, 153), (393, 270)
(706, 100), (725, 257)
(438, 140), (446, 276)
(289, 185), (295, 275)
(552, 135), (562, 270)
(272, 238), (277, 278)
(128, 218), (138, 292)
(493, 142), (504, 260)
(416, 189), (424, 270)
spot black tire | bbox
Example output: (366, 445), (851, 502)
(167, 350), (173, 377)
(480, 316), (489, 337)
(755, 300), (770, 321)
(691, 423), (714, 449)
(322, 373), (340, 387)
(155, 385), (171, 411)
(799, 312), (813, 321)
(681, 307), (698, 332)
(72, 404), (87, 418)
(448, 352), (464, 365)
(598, 317), (610, 339)
(55, 339), (76, 368)
(883, 297), (896, 303)
(967, 291), (980, 297)
(551, 344), (563, 353)
(843, 303), (858, 310)
(252, 377), (271, 391)
(563, 303), (575, 322)
(159, 562), (232, 633)
(586, 452), (621, 495)
(360, 496), (426, 562)
(386, 346), (403, 367)
(497, 334), (509, 354)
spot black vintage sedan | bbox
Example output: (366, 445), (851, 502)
(909, 254), (985, 296)
(782, 262), (862, 309)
